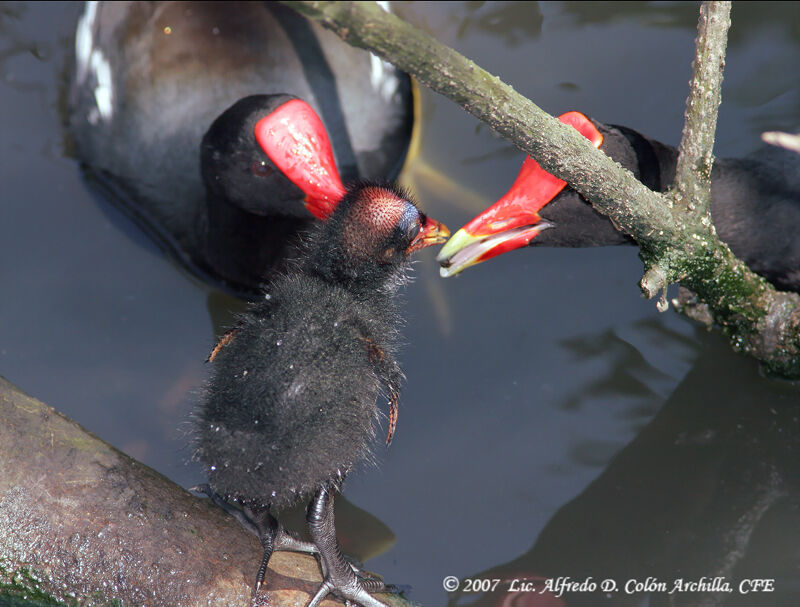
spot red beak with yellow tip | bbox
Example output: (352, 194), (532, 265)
(437, 112), (603, 277)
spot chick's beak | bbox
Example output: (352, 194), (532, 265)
(437, 111), (604, 277)
(407, 215), (450, 254)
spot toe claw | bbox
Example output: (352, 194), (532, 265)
(307, 580), (334, 607)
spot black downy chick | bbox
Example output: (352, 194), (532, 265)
(194, 183), (449, 607)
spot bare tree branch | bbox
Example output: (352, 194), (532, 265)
(285, 1), (800, 378)
(672, 1), (731, 218)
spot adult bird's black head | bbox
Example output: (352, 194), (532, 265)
(201, 95), (347, 221)
(438, 112), (800, 293)
(199, 94), (349, 287)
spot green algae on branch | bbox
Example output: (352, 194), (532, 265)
(0, 568), (125, 607)
(665, 242), (800, 377)
(0, 563), (72, 607)
(0, 563), (125, 607)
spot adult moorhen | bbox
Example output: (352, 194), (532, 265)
(437, 112), (800, 293)
(68, 1), (413, 294)
(193, 148), (449, 603)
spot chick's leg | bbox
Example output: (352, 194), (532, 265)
(192, 484), (318, 592)
(306, 487), (391, 607)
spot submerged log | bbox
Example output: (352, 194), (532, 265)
(0, 375), (410, 607)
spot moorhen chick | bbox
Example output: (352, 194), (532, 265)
(437, 112), (800, 293)
(68, 1), (413, 294)
(193, 171), (449, 603)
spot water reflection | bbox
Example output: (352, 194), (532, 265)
(456, 2), (544, 45)
(557, 322), (687, 414)
(0, 3), (49, 95)
(558, 1), (800, 48)
(448, 330), (800, 607)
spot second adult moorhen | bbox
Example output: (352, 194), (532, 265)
(193, 175), (449, 603)
(68, 1), (413, 294)
(437, 112), (800, 293)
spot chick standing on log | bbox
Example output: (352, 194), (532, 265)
(193, 110), (449, 606)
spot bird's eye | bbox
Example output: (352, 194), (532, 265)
(406, 220), (420, 241)
(251, 161), (273, 177)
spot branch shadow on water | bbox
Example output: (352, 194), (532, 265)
(447, 325), (800, 607)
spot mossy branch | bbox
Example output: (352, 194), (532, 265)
(286, 0), (800, 378)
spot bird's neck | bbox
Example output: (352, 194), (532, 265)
(302, 240), (407, 302)
(532, 123), (680, 248)
(204, 195), (307, 289)
(604, 123), (679, 192)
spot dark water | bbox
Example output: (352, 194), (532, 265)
(1, 2), (799, 606)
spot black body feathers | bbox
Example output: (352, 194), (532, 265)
(196, 274), (399, 509)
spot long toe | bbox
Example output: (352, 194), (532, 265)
(306, 577), (391, 607)
(274, 525), (318, 554)
(358, 577), (409, 595)
(355, 575), (389, 593)
(192, 485), (262, 537)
